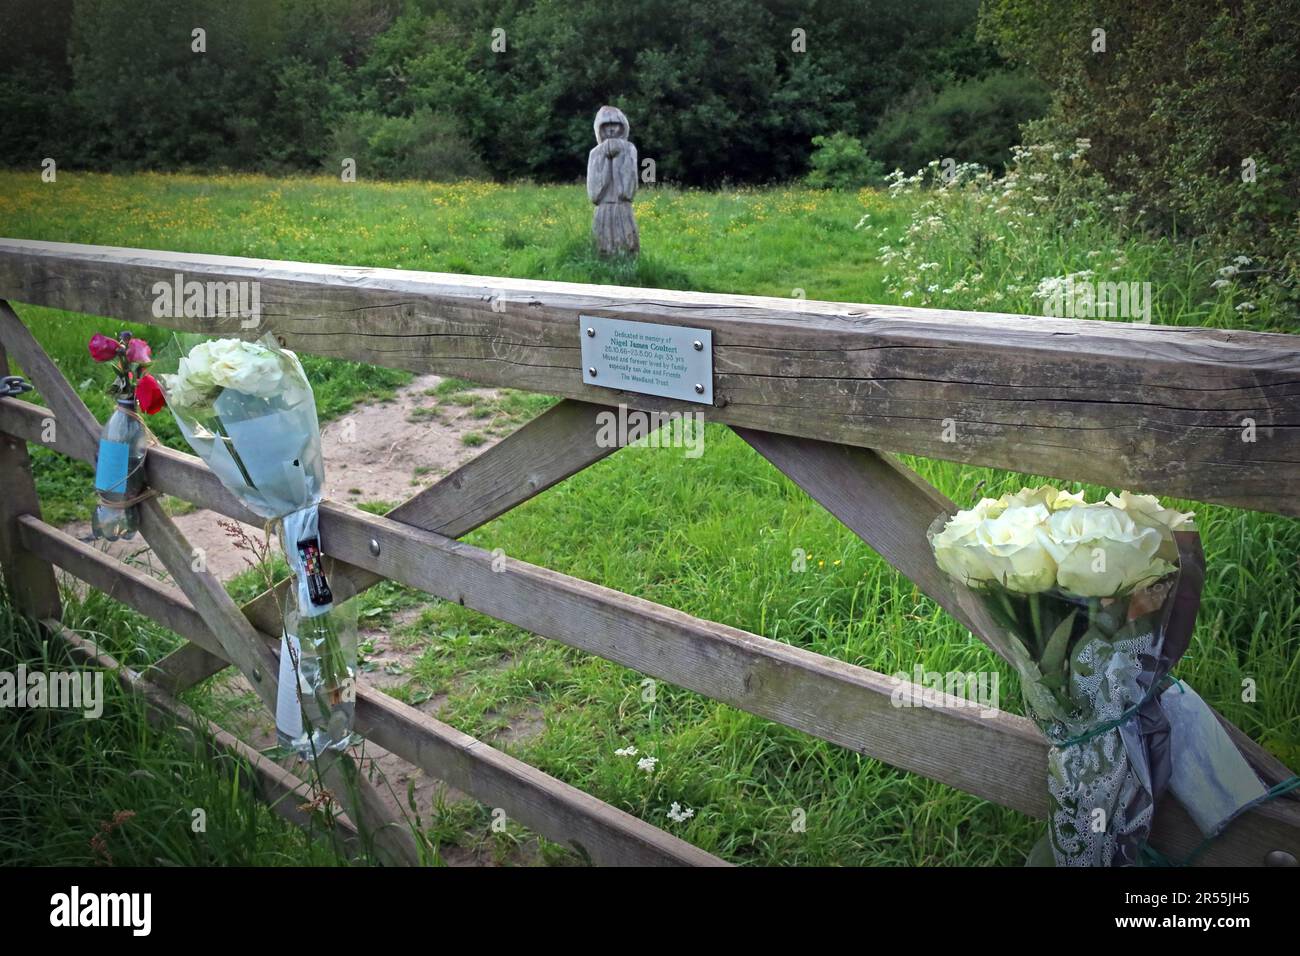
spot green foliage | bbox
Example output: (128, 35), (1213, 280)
(330, 108), (485, 182)
(866, 70), (1049, 174)
(979, 0), (1300, 309)
(871, 145), (1290, 331)
(443, 0), (999, 184)
(0, 0), (1014, 184)
(2, 0), (366, 172)
(805, 133), (887, 190)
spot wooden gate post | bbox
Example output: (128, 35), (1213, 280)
(0, 333), (61, 623)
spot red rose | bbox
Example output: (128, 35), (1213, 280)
(135, 373), (165, 414)
(125, 337), (152, 364)
(88, 333), (119, 362)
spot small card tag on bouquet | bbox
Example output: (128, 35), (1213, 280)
(296, 536), (333, 607)
(281, 505), (332, 618)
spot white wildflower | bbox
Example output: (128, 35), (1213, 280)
(667, 802), (695, 823)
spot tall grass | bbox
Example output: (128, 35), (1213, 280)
(0, 584), (346, 866)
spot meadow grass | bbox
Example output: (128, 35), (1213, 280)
(0, 170), (1295, 865)
(0, 584), (347, 866)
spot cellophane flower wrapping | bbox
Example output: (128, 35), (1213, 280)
(156, 334), (356, 755)
(928, 487), (1266, 866)
(975, 573), (1184, 865)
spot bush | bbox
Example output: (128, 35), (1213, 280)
(979, 0), (1300, 314)
(869, 144), (1289, 332)
(805, 133), (887, 189)
(3, 0), (1021, 186)
(866, 70), (1049, 174)
(329, 108), (486, 182)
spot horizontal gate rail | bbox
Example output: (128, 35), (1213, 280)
(1, 239), (1297, 514)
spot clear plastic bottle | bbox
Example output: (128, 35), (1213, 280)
(275, 624), (314, 754)
(276, 607), (356, 755)
(91, 397), (146, 541)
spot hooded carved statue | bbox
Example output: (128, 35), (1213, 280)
(586, 105), (640, 256)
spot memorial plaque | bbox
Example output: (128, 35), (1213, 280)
(579, 316), (713, 404)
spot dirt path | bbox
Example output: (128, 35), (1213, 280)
(62, 373), (550, 864)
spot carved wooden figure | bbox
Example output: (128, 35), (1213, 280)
(586, 106), (639, 257)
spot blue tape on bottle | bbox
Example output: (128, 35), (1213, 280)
(94, 439), (130, 493)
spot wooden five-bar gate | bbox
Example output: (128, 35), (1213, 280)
(0, 237), (1297, 866)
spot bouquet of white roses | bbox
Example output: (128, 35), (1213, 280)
(930, 487), (1267, 866)
(157, 335), (356, 756)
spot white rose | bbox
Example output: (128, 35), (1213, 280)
(1049, 488), (1087, 510)
(968, 497), (1005, 521)
(158, 371), (197, 410)
(178, 339), (231, 390)
(202, 340), (249, 387)
(1039, 504), (1169, 596)
(974, 503), (1056, 593)
(997, 485), (1056, 511)
(930, 498), (1004, 585)
(161, 343), (224, 410)
(995, 484), (1088, 513)
(180, 353), (209, 389)
(178, 344), (217, 390)
(1104, 491), (1193, 563)
(206, 340), (284, 398)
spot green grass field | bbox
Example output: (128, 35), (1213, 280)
(0, 170), (1295, 866)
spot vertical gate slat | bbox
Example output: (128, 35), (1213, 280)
(0, 334), (61, 622)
